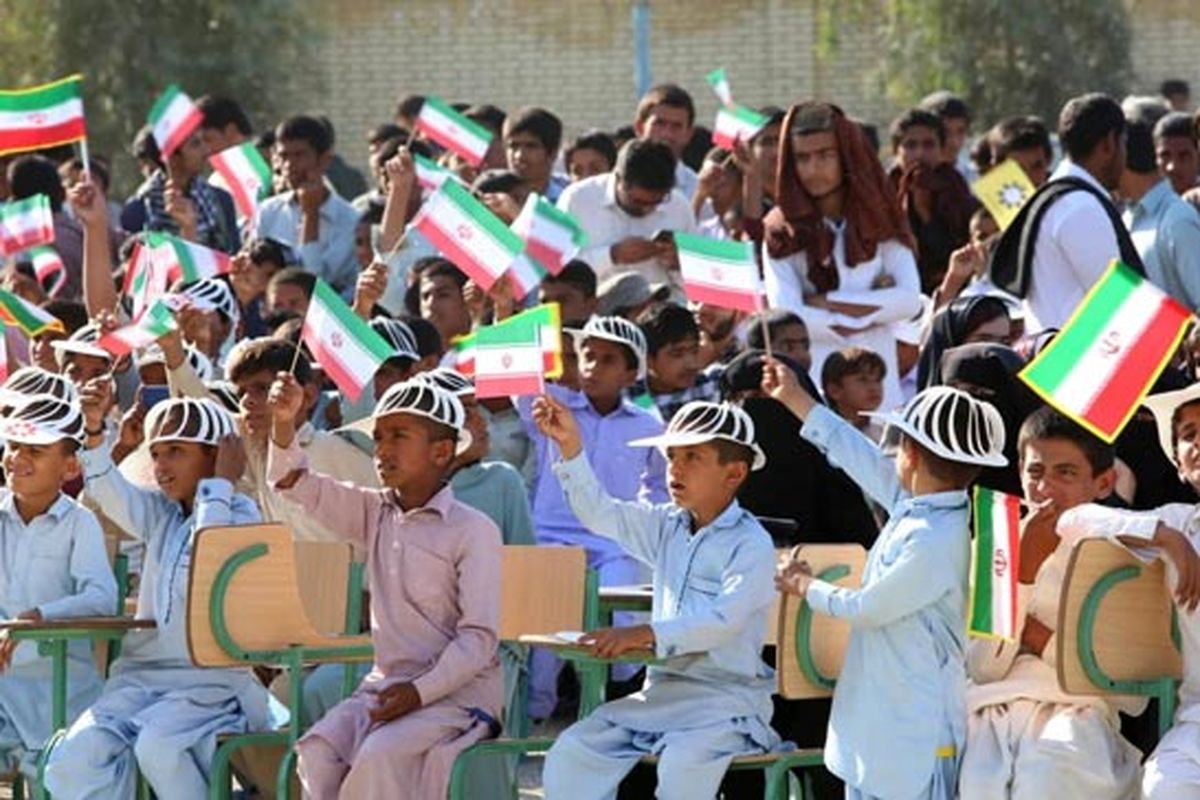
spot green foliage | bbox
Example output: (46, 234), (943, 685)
(0, 0), (322, 195)
(820, 0), (1132, 127)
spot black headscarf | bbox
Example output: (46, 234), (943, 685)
(917, 295), (1011, 389)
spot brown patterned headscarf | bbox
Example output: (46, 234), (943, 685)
(764, 102), (914, 292)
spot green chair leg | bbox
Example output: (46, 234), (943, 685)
(275, 745), (299, 800)
(206, 732), (290, 800)
(447, 738), (555, 800)
(13, 772), (25, 800)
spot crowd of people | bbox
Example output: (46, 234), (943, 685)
(0, 72), (1199, 799)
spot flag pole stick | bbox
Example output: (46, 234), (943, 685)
(79, 137), (91, 182)
(287, 333), (304, 375)
(759, 297), (773, 361)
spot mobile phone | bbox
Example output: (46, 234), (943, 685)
(651, 229), (675, 243)
(141, 385), (170, 410)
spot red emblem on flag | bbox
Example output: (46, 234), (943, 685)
(501, 353), (513, 369)
(456, 224), (473, 240)
(1099, 330), (1121, 358)
(712, 267), (724, 282)
(27, 112), (47, 126)
(992, 549), (1008, 577)
(330, 331), (344, 348)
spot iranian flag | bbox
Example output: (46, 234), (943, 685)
(474, 320), (545, 399)
(97, 299), (178, 357)
(511, 193), (586, 277)
(415, 96), (493, 168)
(209, 142), (272, 220)
(0, 288), (63, 337)
(675, 232), (764, 313)
(0, 194), (54, 256)
(28, 245), (65, 297)
(454, 302), (562, 379)
(0, 75), (87, 156)
(969, 488), (1022, 641)
(414, 153), (459, 193)
(122, 237), (172, 318)
(706, 67), (734, 107)
(506, 254), (547, 301)
(302, 279), (395, 402)
(147, 85), (203, 159)
(1020, 261), (1193, 442)
(712, 105), (769, 151)
(412, 180), (523, 291)
(147, 231), (232, 284)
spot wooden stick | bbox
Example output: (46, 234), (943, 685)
(79, 137), (91, 181)
(759, 298), (773, 361)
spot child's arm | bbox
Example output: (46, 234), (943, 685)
(411, 520), (503, 706)
(650, 535), (777, 659)
(535, 393), (669, 564)
(266, 372), (380, 549)
(36, 509), (117, 620)
(762, 360), (903, 512)
(195, 436), (263, 529)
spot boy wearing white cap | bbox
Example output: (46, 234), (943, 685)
(766, 362), (1007, 800)
(1055, 383), (1200, 799)
(45, 396), (275, 800)
(0, 396), (116, 781)
(534, 397), (779, 800)
(267, 373), (503, 800)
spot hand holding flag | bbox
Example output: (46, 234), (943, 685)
(147, 85), (203, 159)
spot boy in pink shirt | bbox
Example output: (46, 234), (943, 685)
(267, 373), (502, 799)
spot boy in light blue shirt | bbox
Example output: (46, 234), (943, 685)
(767, 361), (1008, 800)
(0, 396), (116, 781)
(533, 397), (778, 800)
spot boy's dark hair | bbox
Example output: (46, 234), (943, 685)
(131, 125), (162, 167)
(471, 169), (527, 196)
(374, 132), (431, 165)
(43, 300), (89, 334)
(8, 155), (65, 211)
(543, 259), (598, 299)
(227, 338), (313, 386)
(909, 439), (982, 488)
(990, 115), (1053, 163)
(367, 123), (405, 149)
(637, 303), (698, 355)
(63, 156), (110, 192)
(747, 309), (805, 351)
(889, 108), (946, 148)
(503, 107), (563, 154)
(255, 129), (276, 152)
(615, 139), (676, 193)
(1162, 79), (1190, 99)
(758, 105), (787, 128)
(565, 130), (618, 172)
(405, 257), (468, 315)
(1125, 120), (1157, 174)
(1154, 112), (1194, 143)
(710, 438), (756, 471)
(359, 205), (384, 227)
(197, 95), (252, 136)
(464, 104), (506, 136)
(821, 347), (887, 389)
(635, 84), (695, 127)
(247, 237), (291, 270)
(1058, 93), (1125, 162)
(919, 90), (971, 123)
(970, 136), (994, 174)
(398, 313), (443, 358)
(268, 267), (317, 298)
(1017, 405), (1115, 475)
(276, 115), (334, 155)
(394, 94), (426, 126)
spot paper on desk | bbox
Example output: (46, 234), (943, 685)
(554, 631), (588, 644)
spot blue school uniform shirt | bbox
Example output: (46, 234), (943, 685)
(554, 453), (779, 743)
(800, 405), (969, 798)
(519, 385), (668, 553)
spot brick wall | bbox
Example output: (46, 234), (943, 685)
(312, 0), (1200, 173)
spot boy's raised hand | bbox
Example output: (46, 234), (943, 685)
(78, 375), (115, 437)
(214, 435), (247, 483)
(531, 393), (581, 459)
(353, 261), (389, 320)
(267, 371), (304, 448)
(761, 358), (815, 420)
(775, 550), (814, 597)
(67, 178), (108, 231)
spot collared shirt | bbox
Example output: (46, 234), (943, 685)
(556, 172), (696, 288)
(1124, 178), (1200, 309)
(544, 173), (570, 204)
(450, 460), (535, 546)
(0, 491), (115, 671)
(675, 161), (699, 202)
(267, 440), (502, 713)
(763, 221), (923, 412)
(800, 405), (970, 797)
(632, 363), (724, 423)
(518, 384), (668, 547)
(553, 453), (778, 734)
(80, 446), (261, 669)
(372, 224), (438, 316)
(256, 188), (360, 295)
(1025, 160), (1121, 333)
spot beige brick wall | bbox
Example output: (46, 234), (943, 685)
(312, 0), (1199, 173)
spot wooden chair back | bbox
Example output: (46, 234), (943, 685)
(499, 546), (588, 640)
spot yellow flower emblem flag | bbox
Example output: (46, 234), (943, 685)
(971, 158), (1036, 231)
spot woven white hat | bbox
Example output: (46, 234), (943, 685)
(629, 401), (766, 470)
(144, 397), (237, 446)
(137, 343), (215, 382)
(412, 367), (474, 398)
(51, 323), (112, 362)
(864, 385), (1008, 467)
(370, 318), (420, 362)
(1143, 383), (1200, 464)
(347, 379), (472, 455)
(565, 315), (648, 379)
(0, 367), (78, 408)
(0, 394), (86, 446)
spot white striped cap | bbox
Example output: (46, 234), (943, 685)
(348, 379), (472, 455)
(565, 315), (648, 379)
(412, 367), (474, 397)
(205, 380), (242, 414)
(145, 396), (237, 446)
(629, 401), (766, 470)
(51, 323), (112, 362)
(0, 394), (86, 446)
(0, 367), (78, 408)
(864, 386), (1008, 467)
(370, 318), (420, 362)
(1143, 383), (1200, 464)
(137, 343), (215, 382)
(183, 278), (241, 328)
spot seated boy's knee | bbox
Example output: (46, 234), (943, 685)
(44, 724), (110, 791)
(543, 729), (587, 789)
(133, 728), (179, 772)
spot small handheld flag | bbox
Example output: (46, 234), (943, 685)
(0, 288), (64, 337)
(413, 153), (461, 194)
(415, 97), (493, 168)
(706, 68), (734, 107)
(0, 75), (87, 156)
(301, 279), (395, 402)
(0, 194), (54, 256)
(147, 85), (203, 159)
(675, 232), (764, 314)
(968, 487), (1022, 641)
(712, 105), (769, 151)
(1020, 261), (1193, 442)
(411, 180), (523, 291)
(209, 142), (272, 221)
(971, 159), (1036, 232)
(28, 245), (66, 297)
(473, 321), (545, 399)
(453, 302), (562, 380)
(510, 193), (587, 277)
(97, 300), (178, 357)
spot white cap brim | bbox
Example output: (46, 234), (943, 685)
(565, 328), (647, 379)
(0, 418), (78, 446)
(863, 410), (1009, 468)
(628, 430), (766, 471)
(1143, 383), (1200, 465)
(51, 340), (112, 361)
(343, 410), (474, 457)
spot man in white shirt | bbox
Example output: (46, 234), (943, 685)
(634, 84), (699, 202)
(557, 139), (696, 295)
(256, 115), (359, 297)
(1020, 94), (1130, 332)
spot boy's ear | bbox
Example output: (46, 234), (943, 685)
(317, 150), (335, 173)
(1093, 465), (1118, 500)
(432, 437), (457, 468)
(724, 460), (750, 491)
(61, 452), (82, 484)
